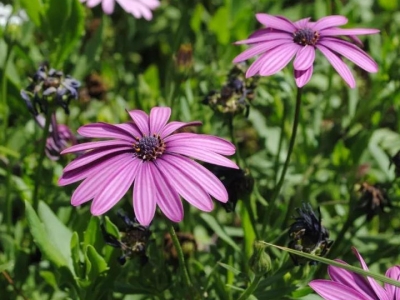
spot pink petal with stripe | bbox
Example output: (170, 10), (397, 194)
(133, 162), (157, 226)
(61, 140), (132, 154)
(149, 107), (171, 134)
(156, 158), (214, 211)
(294, 65), (313, 87)
(293, 45), (316, 70)
(160, 121), (202, 138)
(163, 154), (228, 202)
(78, 123), (134, 141)
(91, 158), (140, 215)
(233, 39), (292, 63)
(128, 110), (150, 136)
(259, 43), (300, 76)
(152, 163), (183, 222)
(165, 133), (235, 155)
(317, 44), (355, 88)
(385, 266), (400, 299)
(101, 0), (115, 14)
(309, 280), (372, 300)
(320, 28), (380, 36)
(234, 32), (291, 45)
(255, 14), (297, 33)
(312, 15), (348, 31)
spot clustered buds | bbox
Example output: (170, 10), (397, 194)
(203, 63), (258, 116)
(288, 203), (333, 266)
(21, 64), (80, 115)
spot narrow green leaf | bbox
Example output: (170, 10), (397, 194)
(200, 214), (240, 251)
(260, 241), (400, 288)
(218, 262), (242, 276)
(85, 245), (109, 281)
(71, 232), (83, 279)
(25, 201), (68, 268)
(20, 0), (43, 27)
(38, 201), (73, 274)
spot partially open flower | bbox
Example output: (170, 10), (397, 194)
(21, 64), (80, 115)
(288, 203), (333, 266)
(203, 64), (258, 117)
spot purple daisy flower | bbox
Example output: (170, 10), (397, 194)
(233, 14), (379, 88)
(309, 247), (400, 300)
(59, 107), (238, 226)
(80, 0), (160, 20)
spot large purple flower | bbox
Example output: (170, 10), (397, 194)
(233, 14), (379, 88)
(309, 247), (400, 299)
(59, 107), (238, 226)
(80, 0), (160, 20)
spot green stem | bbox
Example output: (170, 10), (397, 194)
(237, 275), (262, 300)
(261, 87), (303, 237)
(32, 112), (52, 210)
(168, 225), (192, 288)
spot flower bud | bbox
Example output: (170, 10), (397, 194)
(249, 241), (271, 275)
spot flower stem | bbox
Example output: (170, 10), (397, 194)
(261, 87), (302, 237)
(168, 225), (192, 288)
(237, 275), (262, 300)
(32, 112), (52, 210)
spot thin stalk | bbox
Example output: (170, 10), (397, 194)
(168, 225), (192, 288)
(237, 275), (262, 300)
(32, 112), (52, 210)
(261, 87), (303, 237)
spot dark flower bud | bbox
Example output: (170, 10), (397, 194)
(174, 43), (193, 72)
(249, 241), (271, 275)
(357, 182), (391, 221)
(164, 231), (197, 262)
(21, 64), (80, 115)
(288, 203), (333, 266)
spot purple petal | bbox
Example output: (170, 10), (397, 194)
(166, 145), (238, 169)
(133, 162), (156, 226)
(320, 28), (380, 36)
(101, 0), (115, 14)
(61, 140), (132, 154)
(165, 133), (235, 155)
(316, 44), (355, 88)
(352, 247), (390, 300)
(77, 123), (134, 141)
(160, 121), (202, 138)
(293, 17), (311, 29)
(318, 38), (378, 72)
(259, 43), (300, 76)
(114, 122), (142, 137)
(293, 46), (315, 70)
(233, 39), (292, 63)
(246, 52), (269, 77)
(149, 107), (171, 134)
(127, 110), (150, 136)
(151, 164), (183, 222)
(385, 266), (400, 299)
(91, 158), (139, 215)
(234, 32), (292, 45)
(162, 154), (228, 202)
(71, 156), (135, 206)
(255, 14), (297, 33)
(86, 0), (102, 7)
(156, 158), (214, 211)
(309, 280), (373, 300)
(59, 154), (130, 186)
(328, 260), (376, 300)
(294, 66), (313, 87)
(63, 146), (131, 173)
(312, 15), (348, 31)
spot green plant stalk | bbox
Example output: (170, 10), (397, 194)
(237, 275), (262, 300)
(260, 241), (400, 288)
(32, 112), (52, 210)
(168, 225), (192, 288)
(261, 87), (303, 237)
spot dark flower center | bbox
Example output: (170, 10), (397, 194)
(133, 134), (166, 161)
(293, 28), (319, 46)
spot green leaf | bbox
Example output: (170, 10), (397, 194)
(260, 242), (400, 288)
(84, 245), (109, 282)
(71, 232), (83, 279)
(25, 201), (69, 268)
(218, 262), (242, 276)
(83, 216), (103, 251)
(20, 0), (44, 27)
(208, 7), (230, 44)
(200, 214), (240, 251)
(38, 201), (74, 274)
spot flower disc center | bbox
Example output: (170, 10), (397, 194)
(293, 28), (319, 46)
(134, 135), (165, 161)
